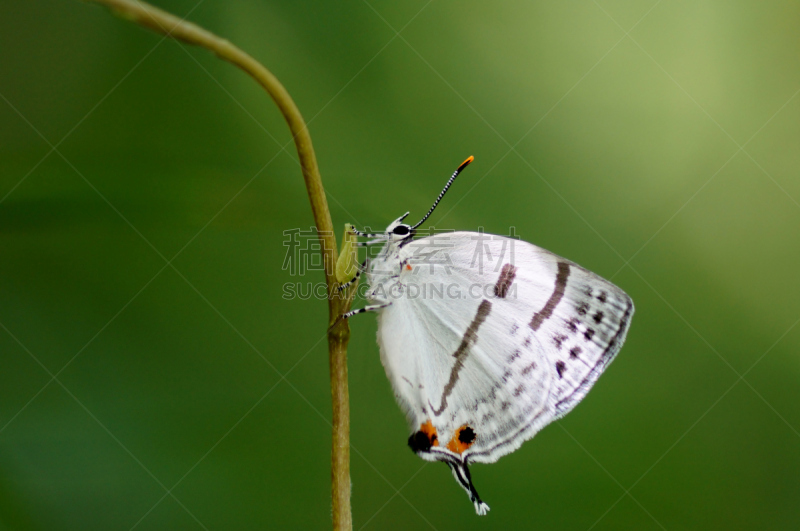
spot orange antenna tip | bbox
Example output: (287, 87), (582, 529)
(459, 155), (475, 170)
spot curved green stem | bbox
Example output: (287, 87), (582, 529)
(82, 1), (354, 528)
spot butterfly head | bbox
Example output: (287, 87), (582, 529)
(384, 212), (415, 242)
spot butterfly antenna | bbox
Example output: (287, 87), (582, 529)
(411, 156), (474, 230)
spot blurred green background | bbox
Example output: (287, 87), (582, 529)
(2, 0), (799, 529)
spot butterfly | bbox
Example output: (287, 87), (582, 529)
(339, 156), (634, 514)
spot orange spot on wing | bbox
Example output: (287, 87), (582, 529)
(406, 264), (413, 271)
(447, 425), (476, 454)
(420, 420), (439, 446)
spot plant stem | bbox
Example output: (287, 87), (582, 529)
(83, 1), (354, 528)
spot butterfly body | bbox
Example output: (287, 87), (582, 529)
(347, 157), (633, 514)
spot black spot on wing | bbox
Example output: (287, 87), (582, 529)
(459, 426), (477, 444)
(408, 431), (433, 453)
(553, 334), (567, 350)
(555, 361), (566, 378)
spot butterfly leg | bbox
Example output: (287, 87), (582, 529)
(336, 258), (370, 292)
(356, 239), (385, 247)
(340, 302), (391, 320)
(328, 301), (391, 331)
(350, 226), (380, 238)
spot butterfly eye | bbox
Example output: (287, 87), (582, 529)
(392, 225), (410, 236)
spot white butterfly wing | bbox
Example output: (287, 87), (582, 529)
(376, 281), (553, 462)
(373, 232), (633, 466)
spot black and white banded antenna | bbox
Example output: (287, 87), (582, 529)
(411, 156), (474, 230)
